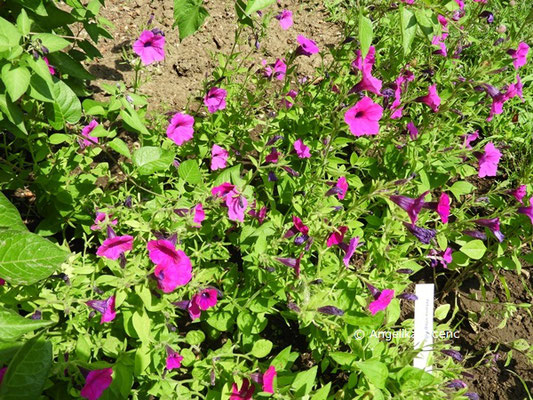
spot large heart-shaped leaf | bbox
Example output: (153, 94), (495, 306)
(44, 77), (82, 129)
(173, 0), (209, 40)
(0, 17), (21, 52)
(0, 308), (54, 342)
(0, 230), (69, 285)
(133, 147), (174, 175)
(0, 192), (27, 231)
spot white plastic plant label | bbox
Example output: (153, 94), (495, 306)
(413, 283), (434, 373)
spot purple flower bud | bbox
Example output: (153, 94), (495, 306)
(41, 46), (49, 54)
(124, 196), (132, 208)
(317, 306), (344, 316)
(147, 14), (155, 25)
(332, 206), (343, 212)
(474, 218), (504, 242)
(446, 379), (467, 390)
(125, 95), (134, 103)
(397, 293), (418, 301)
(441, 349), (463, 362)
(465, 393), (480, 400)
(462, 371), (475, 379)
(325, 187), (343, 196)
(294, 234), (308, 246)
(32, 50), (39, 59)
(463, 230), (487, 240)
(93, 286), (104, 295)
(167, 323), (177, 332)
(276, 257), (298, 269)
(119, 253), (127, 269)
(174, 208), (190, 217)
(494, 37), (504, 46)
(250, 371), (263, 384)
(151, 28), (165, 36)
(287, 302), (301, 312)
(304, 237), (314, 251)
(31, 310), (42, 320)
(268, 171), (278, 181)
(403, 222), (436, 244)
(381, 87), (394, 98)
(266, 135), (284, 146)
(366, 283), (380, 300)
(172, 300), (190, 310)
(396, 269), (414, 274)
(479, 11), (494, 23)
(311, 279), (323, 284)
(282, 166), (300, 177)
(210, 369), (216, 386)
(173, 160), (180, 169)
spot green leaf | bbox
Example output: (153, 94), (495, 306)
(48, 133), (70, 145)
(399, 5), (416, 56)
(178, 159), (202, 185)
(33, 33), (71, 52)
(44, 78), (82, 129)
(244, 0), (276, 15)
(311, 383), (331, 400)
(434, 304), (450, 320)
(0, 337), (52, 400)
(0, 230), (69, 286)
(355, 359), (388, 389)
(133, 147), (174, 175)
(291, 366), (317, 396)
(414, 9), (437, 42)
(449, 180), (474, 201)
(173, 0), (209, 40)
(0, 192), (27, 231)
(185, 330), (205, 346)
(330, 352), (357, 367)
(398, 366), (435, 390)
(270, 346), (292, 370)
(0, 17), (21, 52)
(108, 138), (131, 159)
(459, 240), (486, 260)
(120, 107), (149, 136)
(358, 13), (373, 58)
(16, 9), (31, 36)
(132, 311), (151, 344)
(0, 93), (27, 135)
(2, 65), (31, 101)
(47, 52), (94, 80)
(134, 345), (150, 376)
(0, 308), (54, 342)
(251, 339), (272, 358)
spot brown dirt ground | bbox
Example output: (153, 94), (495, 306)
(89, 0), (342, 112)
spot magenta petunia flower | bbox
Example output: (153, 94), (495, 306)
(225, 190), (248, 222)
(43, 57), (55, 75)
(327, 226), (348, 247)
(296, 35), (319, 56)
(193, 203), (205, 227)
(0, 367), (6, 383)
(81, 368), (113, 400)
(188, 288), (218, 320)
(211, 182), (235, 198)
(166, 113), (195, 146)
(350, 46), (382, 95)
(432, 34), (448, 57)
(438, 14), (449, 31)
(276, 10), (293, 30)
(463, 131), (479, 149)
(80, 120), (99, 149)
(401, 0), (414, 4)
(204, 87), (227, 113)
(342, 237), (360, 267)
(344, 96), (383, 136)
(284, 216), (309, 239)
(352, 46), (376, 71)
(91, 212), (117, 231)
(416, 84), (440, 112)
(508, 42), (529, 69)
(263, 366), (277, 393)
(96, 235), (133, 260)
(133, 30), (165, 65)
(506, 75), (524, 102)
(265, 148), (281, 163)
(391, 69), (414, 114)
(406, 122), (418, 140)
(510, 185), (527, 204)
(0, 278), (5, 286)
(429, 247), (453, 268)
(230, 378), (255, 400)
(437, 193), (450, 223)
(211, 144), (229, 170)
(478, 142), (501, 178)
(389, 191), (429, 224)
(272, 58), (287, 80)
(518, 197), (533, 225)
(148, 239), (193, 292)
(165, 347), (183, 370)
(335, 176), (348, 200)
(369, 289), (395, 315)
(86, 296), (116, 324)
(281, 89), (297, 108)
(294, 139), (311, 158)
(475, 218), (504, 242)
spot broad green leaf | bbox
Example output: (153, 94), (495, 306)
(44, 78), (82, 129)
(311, 383), (331, 400)
(185, 330), (205, 345)
(173, 0), (209, 40)
(132, 311), (151, 344)
(16, 9), (31, 36)
(0, 93), (27, 135)
(108, 138), (131, 159)
(0, 337), (52, 400)
(251, 339), (272, 358)
(178, 159), (202, 184)
(2, 65), (31, 101)
(449, 180), (474, 201)
(47, 52), (94, 80)
(120, 107), (150, 136)
(0, 17), (21, 52)
(0, 308), (53, 342)
(434, 304), (450, 320)
(398, 366), (435, 390)
(133, 147), (174, 175)
(33, 33), (71, 52)
(400, 5), (416, 56)
(330, 352), (357, 367)
(48, 133), (70, 144)
(414, 9), (437, 42)
(355, 359), (388, 389)
(459, 240), (486, 260)
(270, 346), (292, 370)
(0, 230), (69, 286)
(134, 345), (150, 376)
(206, 310), (234, 331)
(0, 192), (27, 231)
(292, 366), (317, 396)
(359, 13), (373, 58)
(245, 0), (276, 15)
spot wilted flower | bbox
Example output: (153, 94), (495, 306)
(479, 10), (494, 23)
(403, 223), (436, 244)
(509, 185), (527, 204)
(133, 30), (165, 65)
(281, 89), (297, 108)
(446, 379), (467, 389)
(265, 148), (281, 163)
(389, 191), (429, 224)
(327, 226), (348, 247)
(317, 306), (344, 316)
(80, 368), (113, 400)
(204, 87), (227, 113)
(441, 349), (463, 362)
(406, 122), (418, 140)
(465, 393), (480, 400)
(86, 296), (116, 324)
(268, 171), (278, 181)
(284, 216), (309, 239)
(474, 218), (504, 242)
(230, 378), (255, 400)
(166, 113), (195, 146)
(397, 293), (418, 301)
(341, 237), (360, 267)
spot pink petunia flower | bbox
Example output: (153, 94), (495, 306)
(276, 10), (293, 30)
(133, 30), (165, 65)
(165, 347), (183, 370)
(87, 296), (117, 324)
(327, 226), (348, 247)
(211, 144), (229, 170)
(230, 378), (255, 400)
(188, 288), (218, 320)
(81, 368), (113, 400)
(369, 289), (395, 315)
(211, 182), (235, 198)
(284, 216), (309, 239)
(401, 0), (415, 4)
(336, 176), (348, 200)
(432, 34), (448, 57)
(478, 142), (501, 178)
(80, 120), (99, 149)
(510, 185), (527, 204)
(204, 87), (227, 113)
(475, 218), (504, 242)
(43, 57), (55, 75)
(406, 122), (418, 140)
(437, 193), (451, 224)
(463, 131), (479, 149)
(507, 42), (529, 69)
(294, 139), (311, 158)
(342, 237), (360, 267)
(272, 58), (287, 80)
(193, 203), (205, 227)
(91, 212), (117, 231)
(265, 148), (281, 163)
(167, 113), (195, 146)
(96, 235), (133, 260)
(344, 96), (384, 136)
(506, 75), (524, 102)
(518, 197), (533, 225)
(225, 190), (248, 222)
(281, 89), (297, 108)
(416, 84), (440, 112)
(148, 239), (192, 292)
(296, 35), (319, 56)
(390, 69), (414, 116)
(350, 46), (382, 95)
(389, 191), (429, 224)
(263, 366), (277, 393)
